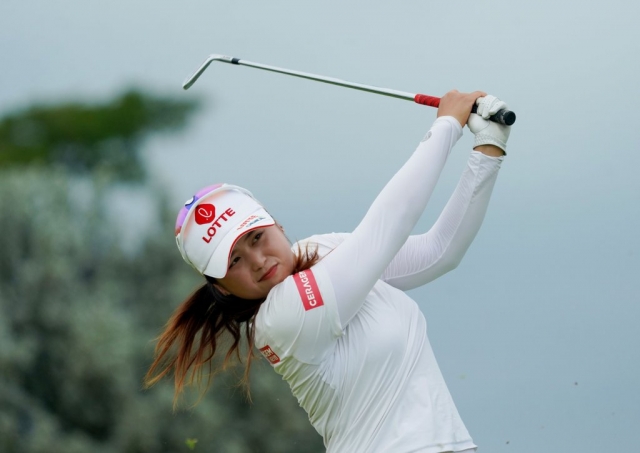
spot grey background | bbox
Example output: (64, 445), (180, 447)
(2, 1), (638, 451)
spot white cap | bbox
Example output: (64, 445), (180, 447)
(174, 184), (275, 278)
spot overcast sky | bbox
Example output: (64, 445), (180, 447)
(2, 1), (639, 452)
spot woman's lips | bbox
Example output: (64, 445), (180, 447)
(260, 264), (278, 282)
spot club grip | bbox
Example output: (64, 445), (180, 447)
(471, 105), (516, 126)
(414, 94), (516, 125)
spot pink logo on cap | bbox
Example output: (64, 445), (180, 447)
(195, 204), (216, 225)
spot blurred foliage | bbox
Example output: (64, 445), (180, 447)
(0, 93), (324, 452)
(0, 89), (199, 181)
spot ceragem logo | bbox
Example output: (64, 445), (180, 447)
(294, 270), (324, 311)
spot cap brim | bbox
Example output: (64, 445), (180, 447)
(202, 208), (275, 278)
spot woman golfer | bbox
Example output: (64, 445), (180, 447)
(146, 90), (511, 453)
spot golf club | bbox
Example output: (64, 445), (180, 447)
(183, 54), (516, 126)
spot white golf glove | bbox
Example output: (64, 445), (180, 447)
(468, 95), (510, 154)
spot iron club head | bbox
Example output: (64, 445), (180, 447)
(182, 54), (235, 90)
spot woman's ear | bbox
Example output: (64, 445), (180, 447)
(213, 283), (231, 296)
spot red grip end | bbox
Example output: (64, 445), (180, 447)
(414, 94), (441, 108)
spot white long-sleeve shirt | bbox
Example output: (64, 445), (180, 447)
(255, 116), (503, 453)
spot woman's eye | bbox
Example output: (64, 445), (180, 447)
(253, 232), (263, 243)
(229, 257), (240, 268)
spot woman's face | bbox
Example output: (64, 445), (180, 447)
(215, 225), (295, 300)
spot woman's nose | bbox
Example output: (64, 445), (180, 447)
(247, 249), (266, 270)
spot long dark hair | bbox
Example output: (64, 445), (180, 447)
(144, 242), (320, 407)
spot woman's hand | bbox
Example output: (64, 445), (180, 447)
(468, 95), (511, 155)
(437, 89), (486, 127)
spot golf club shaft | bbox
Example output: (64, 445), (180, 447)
(183, 54), (516, 125)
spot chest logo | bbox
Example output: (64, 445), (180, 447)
(259, 345), (281, 364)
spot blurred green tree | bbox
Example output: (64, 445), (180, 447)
(0, 91), (324, 453)
(0, 89), (198, 181)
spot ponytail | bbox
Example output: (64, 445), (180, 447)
(145, 242), (321, 407)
